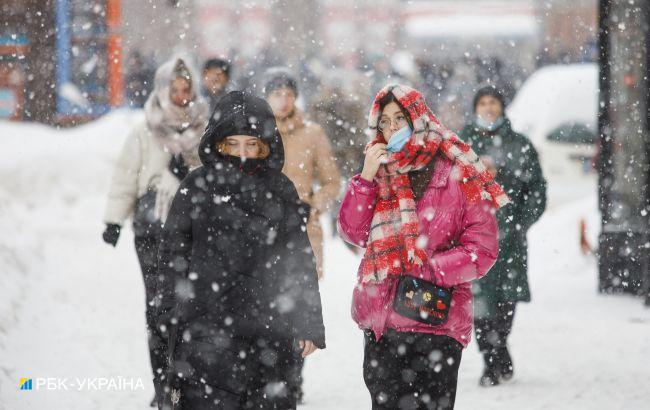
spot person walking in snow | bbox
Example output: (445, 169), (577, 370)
(338, 84), (507, 409)
(101, 56), (209, 405)
(459, 85), (547, 387)
(263, 67), (341, 403)
(309, 73), (368, 239)
(153, 91), (325, 409)
(202, 57), (232, 113)
(263, 67), (341, 281)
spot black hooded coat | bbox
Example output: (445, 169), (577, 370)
(153, 91), (325, 397)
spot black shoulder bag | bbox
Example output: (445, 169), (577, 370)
(393, 276), (453, 326)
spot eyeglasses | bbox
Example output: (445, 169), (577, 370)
(378, 114), (408, 131)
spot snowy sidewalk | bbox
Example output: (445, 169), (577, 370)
(304, 198), (650, 410)
(1, 114), (649, 409)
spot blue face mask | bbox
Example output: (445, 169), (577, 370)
(386, 125), (412, 153)
(475, 115), (505, 132)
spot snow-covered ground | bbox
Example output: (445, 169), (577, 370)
(1, 113), (648, 410)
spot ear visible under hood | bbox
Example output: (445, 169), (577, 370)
(199, 91), (284, 171)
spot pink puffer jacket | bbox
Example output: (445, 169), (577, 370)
(337, 156), (499, 347)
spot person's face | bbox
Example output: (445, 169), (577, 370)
(221, 135), (261, 159)
(475, 95), (503, 124)
(266, 88), (296, 119)
(169, 77), (192, 107)
(203, 67), (229, 95)
(379, 101), (409, 142)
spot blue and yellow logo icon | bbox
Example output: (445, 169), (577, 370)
(19, 378), (32, 390)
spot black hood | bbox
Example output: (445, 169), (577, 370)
(199, 91), (284, 171)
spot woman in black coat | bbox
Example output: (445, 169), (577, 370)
(153, 91), (326, 409)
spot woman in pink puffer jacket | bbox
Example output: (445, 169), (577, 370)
(338, 84), (507, 409)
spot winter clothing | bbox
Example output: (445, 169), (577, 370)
(340, 85), (500, 410)
(103, 56), (208, 226)
(359, 84), (508, 285)
(309, 83), (367, 246)
(263, 67), (298, 96)
(276, 109), (341, 279)
(153, 91), (325, 407)
(460, 110), (544, 387)
(339, 164), (498, 346)
(203, 58), (231, 77)
(102, 223), (121, 247)
(363, 330), (463, 410)
(338, 85), (500, 348)
(135, 235), (168, 402)
(203, 88), (229, 115)
(475, 301), (516, 386)
(459, 117), (547, 318)
(201, 56), (231, 114)
(309, 86), (366, 179)
(103, 119), (171, 225)
(168, 153), (189, 180)
(172, 339), (302, 409)
(144, 58), (209, 157)
(103, 56), (208, 406)
(472, 85), (507, 111)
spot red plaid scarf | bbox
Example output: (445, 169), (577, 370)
(360, 84), (510, 284)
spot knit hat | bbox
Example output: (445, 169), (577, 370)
(473, 85), (506, 112)
(203, 57), (231, 77)
(263, 67), (298, 96)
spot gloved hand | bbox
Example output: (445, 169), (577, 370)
(168, 154), (189, 180)
(154, 169), (181, 223)
(102, 223), (121, 247)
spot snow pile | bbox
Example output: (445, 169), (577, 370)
(0, 111), (140, 342)
(0, 110), (142, 207)
(507, 63), (598, 144)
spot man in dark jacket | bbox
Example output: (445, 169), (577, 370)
(460, 86), (547, 387)
(153, 91), (326, 409)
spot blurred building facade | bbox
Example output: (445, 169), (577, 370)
(1, 0), (599, 124)
(0, 0), (122, 124)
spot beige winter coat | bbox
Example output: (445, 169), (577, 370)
(276, 109), (341, 279)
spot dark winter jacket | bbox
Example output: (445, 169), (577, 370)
(153, 91), (326, 387)
(459, 118), (547, 318)
(202, 87), (229, 114)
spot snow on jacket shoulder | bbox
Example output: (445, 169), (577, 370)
(103, 119), (171, 225)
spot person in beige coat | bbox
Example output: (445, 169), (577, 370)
(263, 67), (340, 405)
(101, 56), (208, 406)
(264, 68), (341, 281)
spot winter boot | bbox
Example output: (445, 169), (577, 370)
(497, 347), (514, 381)
(479, 352), (500, 387)
(479, 367), (500, 387)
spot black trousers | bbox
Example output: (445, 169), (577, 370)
(363, 330), (463, 410)
(134, 235), (167, 401)
(171, 338), (302, 410)
(287, 354), (304, 401)
(474, 301), (516, 368)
